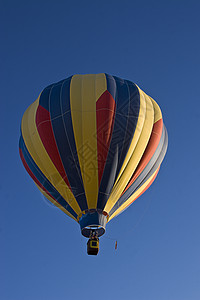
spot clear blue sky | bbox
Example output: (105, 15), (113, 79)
(1, 1), (200, 299)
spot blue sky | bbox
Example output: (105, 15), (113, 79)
(1, 1), (200, 299)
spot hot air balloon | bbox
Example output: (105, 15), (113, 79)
(19, 74), (168, 255)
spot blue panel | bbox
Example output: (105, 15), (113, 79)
(79, 211), (107, 230)
(97, 75), (140, 210)
(105, 73), (117, 100)
(39, 79), (66, 111)
(38, 86), (52, 111)
(60, 76), (72, 113)
(116, 79), (140, 177)
(49, 77), (88, 211)
(19, 136), (78, 219)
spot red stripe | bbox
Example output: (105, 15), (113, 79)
(96, 90), (116, 186)
(122, 119), (163, 195)
(19, 148), (57, 202)
(36, 105), (71, 189)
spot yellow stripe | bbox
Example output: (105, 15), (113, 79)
(95, 74), (107, 102)
(35, 183), (78, 222)
(70, 74), (107, 209)
(112, 85), (146, 187)
(108, 167), (160, 221)
(21, 97), (81, 216)
(148, 96), (162, 123)
(104, 87), (154, 213)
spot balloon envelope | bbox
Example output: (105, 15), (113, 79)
(19, 74), (168, 237)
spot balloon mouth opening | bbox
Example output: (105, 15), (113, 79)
(81, 225), (105, 238)
(79, 210), (108, 238)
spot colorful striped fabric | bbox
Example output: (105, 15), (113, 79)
(19, 74), (168, 236)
